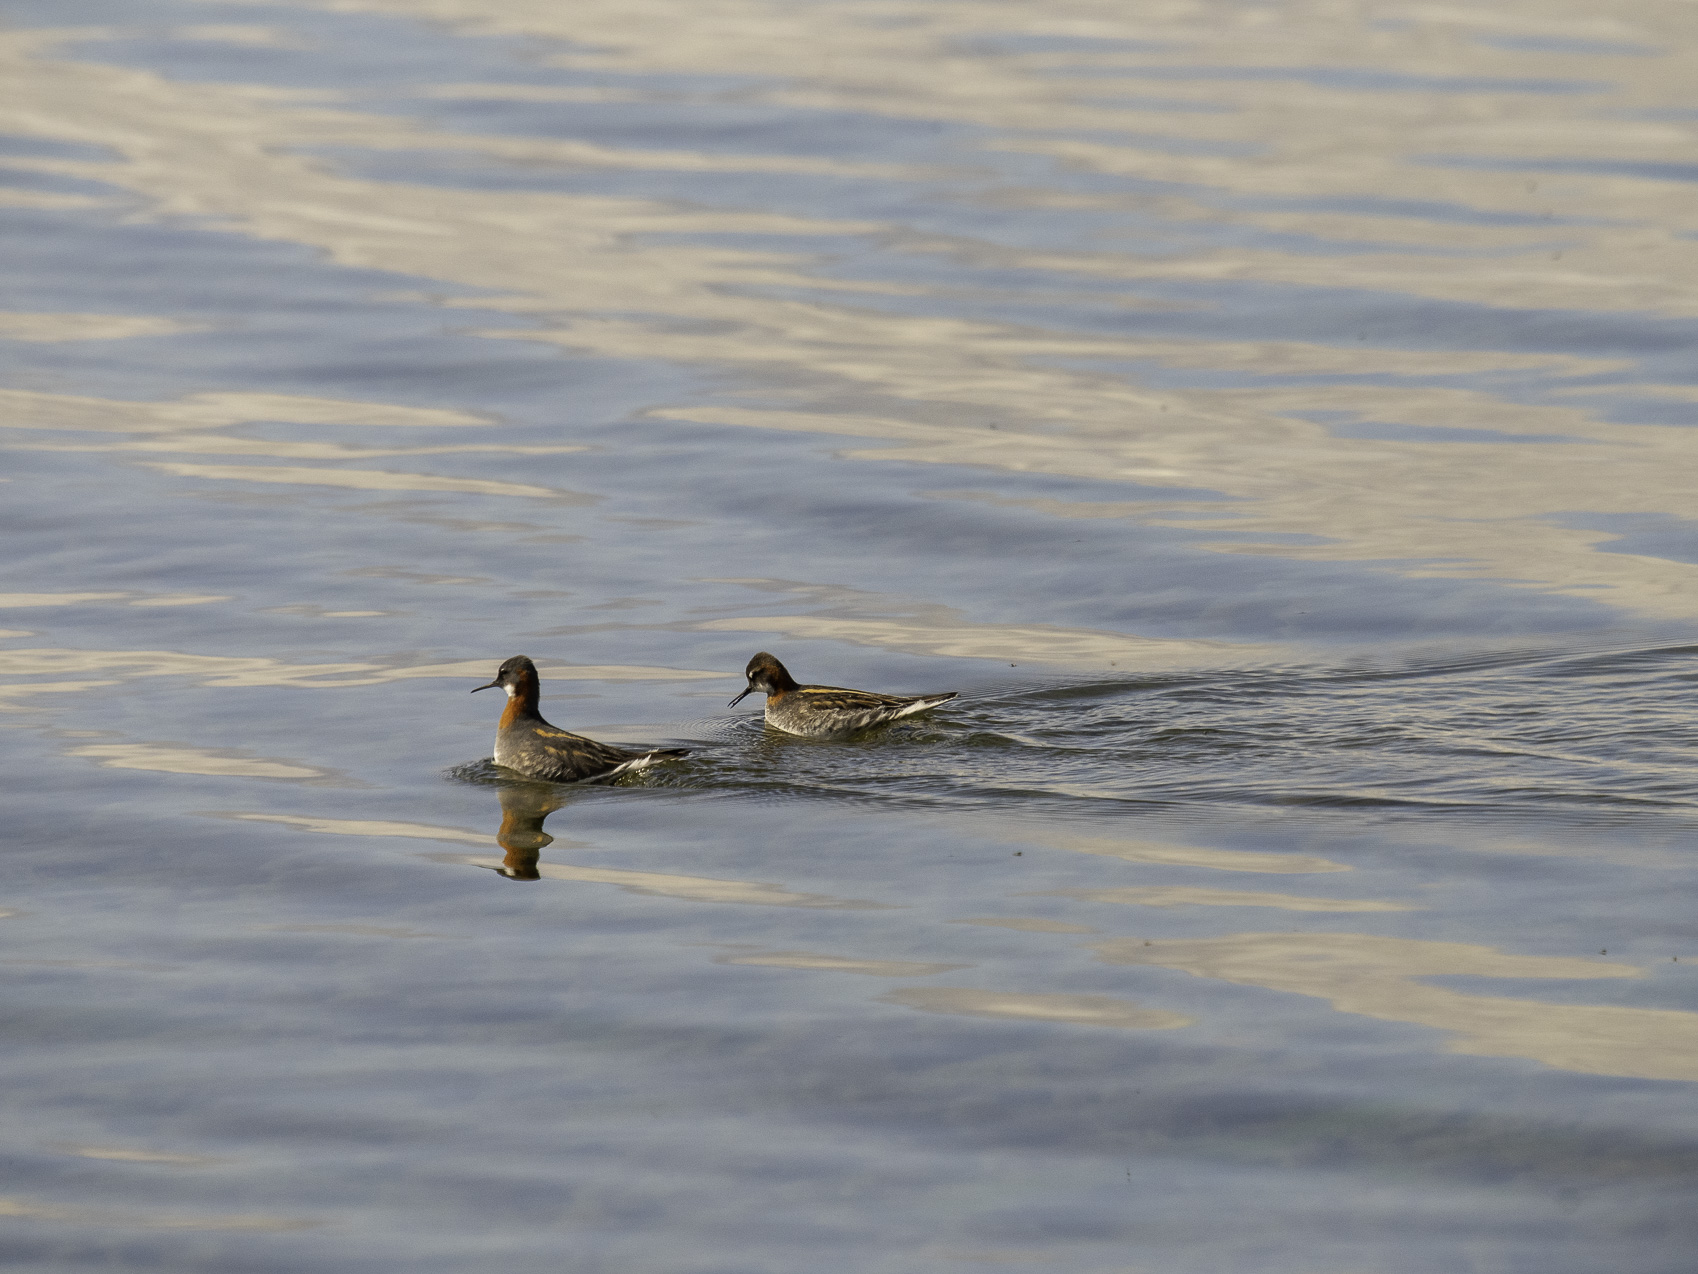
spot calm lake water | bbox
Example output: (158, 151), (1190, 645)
(4, 1), (1698, 1269)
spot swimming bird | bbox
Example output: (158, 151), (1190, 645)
(472, 655), (689, 783)
(728, 651), (957, 738)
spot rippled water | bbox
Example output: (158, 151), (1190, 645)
(5, 1), (1698, 1269)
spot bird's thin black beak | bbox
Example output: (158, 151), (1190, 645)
(471, 678), (501, 693)
(728, 686), (753, 707)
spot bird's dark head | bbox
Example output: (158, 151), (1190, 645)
(729, 651), (796, 706)
(472, 655), (538, 697)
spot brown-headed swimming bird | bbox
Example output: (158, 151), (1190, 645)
(728, 651), (957, 739)
(472, 655), (689, 783)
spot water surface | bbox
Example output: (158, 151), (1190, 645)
(4, 1), (1698, 1270)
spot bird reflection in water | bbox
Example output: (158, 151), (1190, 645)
(489, 781), (568, 881)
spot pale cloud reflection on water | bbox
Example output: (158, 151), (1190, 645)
(1099, 931), (1698, 1083)
(5, 2), (1697, 622)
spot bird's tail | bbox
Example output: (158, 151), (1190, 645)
(893, 692), (958, 718)
(602, 747), (691, 778)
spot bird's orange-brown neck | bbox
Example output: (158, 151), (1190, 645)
(499, 669), (541, 728)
